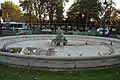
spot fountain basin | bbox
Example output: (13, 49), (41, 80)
(0, 35), (120, 70)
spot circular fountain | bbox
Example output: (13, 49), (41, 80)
(0, 28), (120, 70)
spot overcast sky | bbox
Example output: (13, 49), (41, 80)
(0, 0), (120, 9)
(0, 0), (20, 5)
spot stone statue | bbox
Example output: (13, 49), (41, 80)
(52, 27), (67, 46)
(57, 27), (63, 35)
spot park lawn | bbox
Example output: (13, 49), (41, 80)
(0, 63), (120, 80)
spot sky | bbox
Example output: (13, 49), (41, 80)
(114, 0), (120, 9)
(0, 0), (20, 5)
(0, 0), (120, 9)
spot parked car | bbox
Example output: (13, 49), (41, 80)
(16, 28), (31, 35)
(88, 28), (97, 33)
(109, 27), (118, 38)
(2, 29), (17, 36)
(41, 29), (52, 32)
(40, 28), (53, 34)
(97, 27), (109, 36)
(72, 30), (81, 35)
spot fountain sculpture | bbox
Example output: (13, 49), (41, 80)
(52, 27), (68, 46)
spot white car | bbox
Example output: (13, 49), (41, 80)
(41, 29), (52, 32)
(97, 28), (109, 35)
(17, 28), (30, 35)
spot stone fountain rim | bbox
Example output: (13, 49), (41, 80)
(0, 35), (120, 60)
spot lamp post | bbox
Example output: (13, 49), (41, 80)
(103, 0), (112, 37)
(0, 3), (2, 36)
(103, 0), (108, 37)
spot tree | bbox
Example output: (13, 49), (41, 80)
(20, 0), (36, 23)
(20, 0), (68, 23)
(110, 9), (120, 24)
(102, 0), (116, 25)
(67, 0), (103, 28)
(1, 1), (22, 22)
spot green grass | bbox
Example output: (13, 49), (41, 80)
(0, 63), (120, 80)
